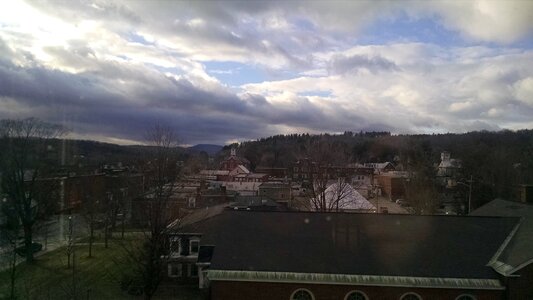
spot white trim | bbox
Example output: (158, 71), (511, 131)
(508, 257), (533, 275)
(490, 257), (533, 277)
(455, 294), (477, 300)
(207, 270), (504, 290)
(189, 239), (200, 255)
(344, 290), (369, 300)
(290, 288), (315, 300)
(399, 292), (423, 300)
(487, 218), (523, 266)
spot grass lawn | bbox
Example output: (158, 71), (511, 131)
(0, 237), (207, 300)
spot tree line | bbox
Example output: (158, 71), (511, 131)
(220, 130), (533, 208)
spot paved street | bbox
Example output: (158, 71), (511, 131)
(369, 196), (409, 214)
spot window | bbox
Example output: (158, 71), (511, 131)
(456, 295), (476, 300)
(345, 291), (368, 300)
(400, 292), (422, 300)
(290, 288), (314, 300)
(188, 197), (196, 208)
(167, 263), (182, 278)
(190, 239), (199, 254)
(169, 237), (181, 257)
(188, 264), (198, 277)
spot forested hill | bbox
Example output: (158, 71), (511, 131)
(222, 130), (532, 170)
(219, 130), (533, 204)
(0, 138), (206, 167)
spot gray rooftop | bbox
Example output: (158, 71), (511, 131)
(470, 199), (533, 275)
(176, 211), (518, 282)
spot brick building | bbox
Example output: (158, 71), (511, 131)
(376, 173), (407, 201)
(219, 148), (250, 171)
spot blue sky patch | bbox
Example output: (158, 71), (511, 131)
(205, 61), (283, 86)
(358, 13), (463, 46)
(299, 90), (332, 98)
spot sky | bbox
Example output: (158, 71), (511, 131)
(0, 0), (532, 145)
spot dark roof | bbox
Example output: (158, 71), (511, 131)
(178, 211), (518, 280)
(229, 196), (288, 211)
(233, 196), (278, 207)
(198, 245), (215, 263)
(470, 199), (533, 275)
(166, 203), (228, 230)
(259, 182), (290, 189)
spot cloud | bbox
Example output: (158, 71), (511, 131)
(328, 54), (399, 75)
(0, 1), (532, 144)
(513, 77), (533, 106)
(243, 43), (533, 134)
(421, 0), (533, 44)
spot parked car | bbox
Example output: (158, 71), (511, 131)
(15, 242), (43, 257)
(395, 199), (407, 206)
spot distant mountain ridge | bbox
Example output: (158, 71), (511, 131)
(187, 144), (223, 156)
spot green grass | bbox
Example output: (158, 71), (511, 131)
(0, 237), (206, 300)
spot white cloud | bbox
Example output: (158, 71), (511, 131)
(423, 0), (533, 44)
(513, 77), (533, 106)
(1, 1), (532, 143)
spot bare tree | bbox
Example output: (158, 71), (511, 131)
(300, 140), (356, 212)
(1, 201), (20, 299)
(402, 139), (439, 215)
(79, 174), (105, 258)
(81, 194), (98, 259)
(405, 178), (439, 215)
(120, 124), (180, 300)
(0, 118), (67, 263)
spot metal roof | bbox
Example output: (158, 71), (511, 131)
(174, 211), (518, 284)
(470, 199), (533, 276)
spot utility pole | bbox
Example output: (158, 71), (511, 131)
(67, 215), (74, 268)
(468, 175), (473, 214)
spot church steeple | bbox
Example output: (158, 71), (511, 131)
(230, 147), (236, 157)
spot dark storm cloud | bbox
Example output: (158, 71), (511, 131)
(0, 52), (382, 144)
(3, 1), (532, 142)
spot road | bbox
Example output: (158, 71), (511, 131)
(369, 196), (409, 214)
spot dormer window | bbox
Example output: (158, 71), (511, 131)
(190, 239), (199, 255)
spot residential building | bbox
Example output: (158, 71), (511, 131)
(437, 151), (462, 185)
(350, 167), (374, 198)
(364, 162), (396, 174)
(291, 158), (318, 182)
(255, 166), (288, 179)
(317, 182), (376, 212)
(258, 182), (291, 206)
